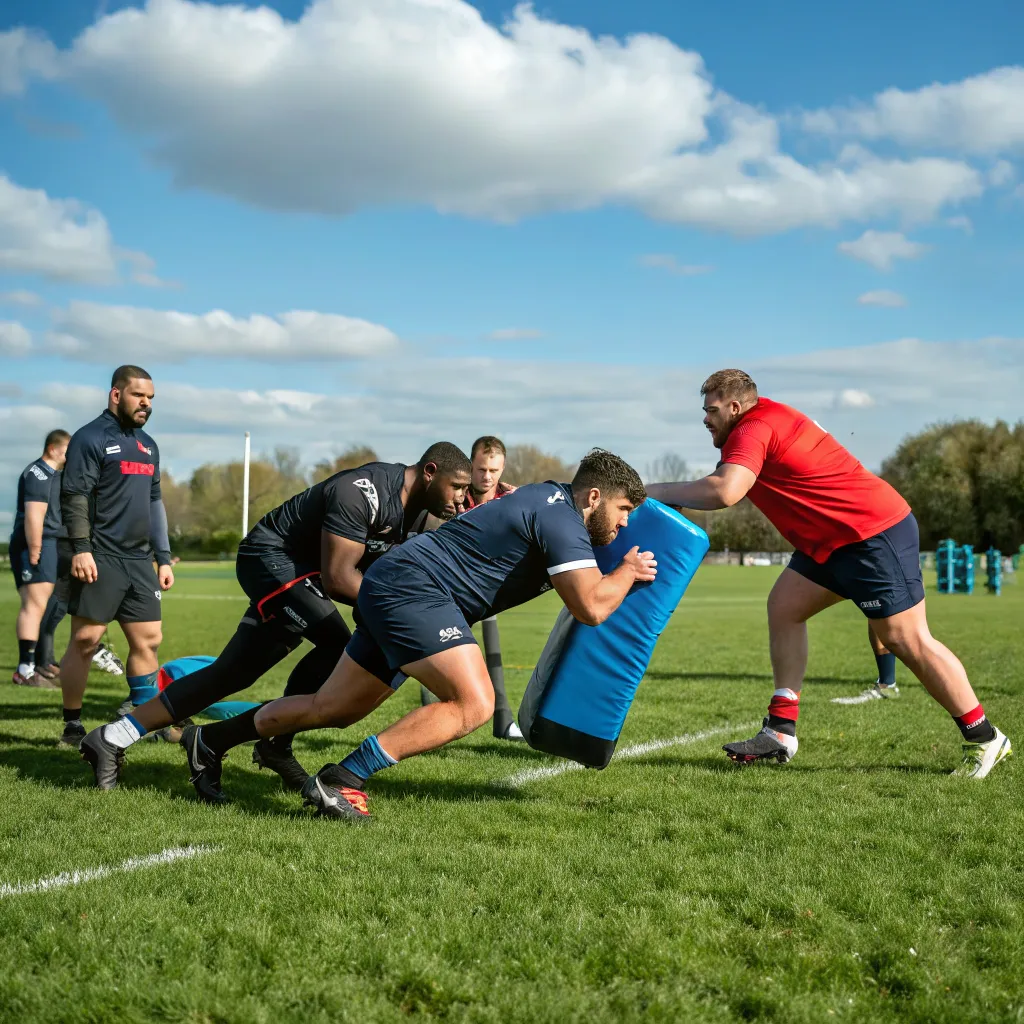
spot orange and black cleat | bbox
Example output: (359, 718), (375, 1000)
(301, 765), (371, 821)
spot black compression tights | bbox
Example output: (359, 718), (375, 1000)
(159, 611), (351, 724)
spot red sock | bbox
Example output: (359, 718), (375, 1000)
(767, 688), (800, 737)
(954, 704), (996, 743)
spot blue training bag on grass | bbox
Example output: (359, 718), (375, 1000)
(517, 498), (709, 768)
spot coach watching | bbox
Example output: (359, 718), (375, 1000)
(58, 365), (174, 748)
(10, 429), (70, 687)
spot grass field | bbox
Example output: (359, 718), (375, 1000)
(0, 563), (1021, 1023)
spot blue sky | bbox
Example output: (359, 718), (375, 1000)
(1, 0), (1022, 522)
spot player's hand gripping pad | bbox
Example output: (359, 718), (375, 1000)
(517, 499), (709, 768)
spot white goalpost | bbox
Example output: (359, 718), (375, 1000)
(241, 431), (251, 537)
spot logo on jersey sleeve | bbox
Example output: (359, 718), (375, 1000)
(438, 626), (464, 643)
(352, 478), (380, 523)
(105, 445), (122, 455)
(546, 489), (566, 504)
(29, 465), (48, 481)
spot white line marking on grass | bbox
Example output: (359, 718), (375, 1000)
(0, 845), (221, 898)
(164, 594), (247, 601)
(501, 721), (759, 787)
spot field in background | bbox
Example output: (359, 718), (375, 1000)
(0, 565), (1021, 1023)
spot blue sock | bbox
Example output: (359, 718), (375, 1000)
(127, 671), (159, 705)
(339, 735), (398, 782)
(875, 652), (897, 687)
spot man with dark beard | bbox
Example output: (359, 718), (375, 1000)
(58, 366), (174, 749)
(182, 449), (656, 821)
(80, 442), (473, 798)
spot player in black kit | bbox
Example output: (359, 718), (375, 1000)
(181, 450), (655, 820)
(80, 443), (472, 796)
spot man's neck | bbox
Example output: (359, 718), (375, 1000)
(401, 465), (423, 515)
(41, 454), (59, 471)
(471, 483), (498, 504)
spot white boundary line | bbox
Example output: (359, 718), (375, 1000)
(0, 845), (221, 898)
(501, 720), (759, 788)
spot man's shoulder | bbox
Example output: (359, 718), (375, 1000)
(70, 412), (114, 444)
(23, 459), (50, 483)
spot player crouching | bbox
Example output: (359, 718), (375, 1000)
(185, 449), (656, 819)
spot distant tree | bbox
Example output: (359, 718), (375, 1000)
(881, 419), (1024, 550)
(708, 499), (790, 554)
(645, 452), (690, 483)
(311, 444), (379, 483)
(504, 445), (576, 484)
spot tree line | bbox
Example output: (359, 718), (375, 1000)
(162, 420), (1024, 558)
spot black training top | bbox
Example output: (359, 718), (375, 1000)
(11, 459), (63, 543)
(370, 481), (598, 624)
(240, 462), (410, 571)
(61, 409), (167, 562)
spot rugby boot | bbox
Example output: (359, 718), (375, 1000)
(12, 669), (58, 690)
(58, 720), (87, 750)
(950, 727), (1012, 779)
(723, 719), (799, 765)
(300, 764), (370, 821)
(80, 726), (125, 788)
(253, 737), (309, 792)
(832, 681), (900, 705)
(180, 725), (229, 805)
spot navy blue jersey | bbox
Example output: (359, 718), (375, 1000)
(241, 462), (409, 572)
(62, 409), (163, 560)
(11, 459), (62, 542)
(373, 481), (598, 623)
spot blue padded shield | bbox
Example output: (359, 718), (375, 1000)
(157, 656), (259, 720)
(518, 499), (709, 768)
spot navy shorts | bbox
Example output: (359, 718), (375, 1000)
(788, 513), (925, 619)
(345, 557), (477, 689)
(68, 553), (163, 624)
(9, 536), (58, 587)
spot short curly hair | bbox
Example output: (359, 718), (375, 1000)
(571, 449), (646, 507)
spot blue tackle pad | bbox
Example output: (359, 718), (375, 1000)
(157, 656), (260, 720)
(517, 498), (709, 768)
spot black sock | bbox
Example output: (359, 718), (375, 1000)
(200, 706), (263, 757)
(267, 733), (294, 752)
(324, 763), (365, 790)
(63, 707), (82, 724)
(875, 651), (897, 686)
(18, 639), (36, 668)
(954, 705), (996, 744)
(767, 714), (797, 737)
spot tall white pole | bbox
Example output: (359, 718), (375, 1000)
(242, 431), (251, 537)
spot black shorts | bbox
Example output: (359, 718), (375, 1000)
(68, 553), (163, 624)
(788, 513), (925, 619)
(9, 536), (58, 587)
(346, 557), (476, 688)
(235, 550), (338, 637)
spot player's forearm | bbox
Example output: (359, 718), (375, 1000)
(62, 492), (93, 553)
(575, 563), (638, 626)
(322, 567), (361, 605)
(23, 504), (46, 554)
(646, 477), (731, 511)
(150, 499), (172, 566)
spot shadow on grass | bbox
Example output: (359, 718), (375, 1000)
(644, 671), (862, 687)
(0, 697), (131, 722)
(660, 753), (950, 775)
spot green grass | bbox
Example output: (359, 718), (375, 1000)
(0, 564), (1021, 1023)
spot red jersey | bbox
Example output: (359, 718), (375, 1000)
(720, 397), (910, 563)
(463, 480), (514, 510)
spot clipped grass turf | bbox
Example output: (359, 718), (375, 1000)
(0, 563), (1021, 1023)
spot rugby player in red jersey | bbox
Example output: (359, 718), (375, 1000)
(646, 369), (1011, 779)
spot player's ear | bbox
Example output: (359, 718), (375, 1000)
(587, 486), (601, 510)
(422, 461), (437, 481)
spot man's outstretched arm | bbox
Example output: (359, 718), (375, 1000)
(646, 464), (756, 511)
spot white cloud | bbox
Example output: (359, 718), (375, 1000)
(0, 175), (164, 286)
(3, 1), (982, 233)
(47, 301), (399, 363)
(0, 289), (43, 308)
(802, 66), (1024, 153)
(0, 27), (58, 96)
(989, 160), (1015, 186)
(857, 290), (907, 308)
(838, 389), (875, 408)
(639, 254), (713, 275)
(838, 230), (930, 271)
(0, 321), (32, 356)
(945, 215), (973, 233)
(487, 328), (544, 341)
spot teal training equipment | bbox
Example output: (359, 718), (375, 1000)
(986, 548), (1002, 596)
(518, 498), (709, 768)
(157, 656), (260, 719)
(936, 539), (974, 594)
